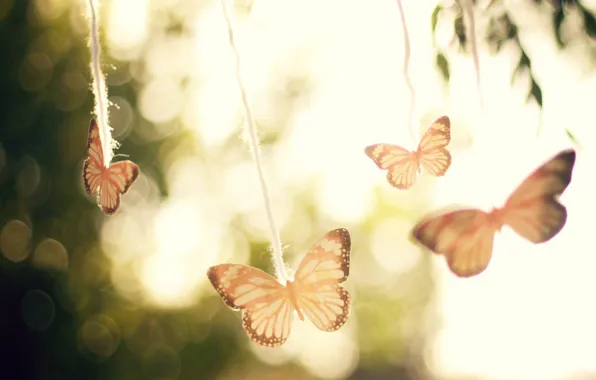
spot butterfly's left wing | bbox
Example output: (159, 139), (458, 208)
(417, 116), (452, 176)
(207, 264), (295, 347)
(83, 119), (105, 196)
(293, 228), (351, 332)
(412, 209), (497, 277)
(98, 160), (140, 215)
(365, 144), (419, 189)
(502, 149), (576, 243)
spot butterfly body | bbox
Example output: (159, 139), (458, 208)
(412, 149), (576, 277)
(284, 279), (305, 321)
(365, 116), (451, 190)
(207, 228), (351, 347)
(83, 119), (139, 215)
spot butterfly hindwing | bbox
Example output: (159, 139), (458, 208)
(412, 209), (496, 277)
(207, 264), (294, 347)
(293, 228), (352, 332)
(503, 149), (576, 243)
(99, 160), (139, 215)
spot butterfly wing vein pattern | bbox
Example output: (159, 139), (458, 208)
(83, 120), (140, 215)
(207, 264), (294, 347)
(417, 115), (451, 176)
(502, 149), (575, 243)
(365, 116), (451, 189)
(412, 149), (576, 278)
(207, 229), (352, 347)
(294, 228), (351, 332)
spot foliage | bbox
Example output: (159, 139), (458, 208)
(0, 1), (432, 379)
(431, 0), (596, 141)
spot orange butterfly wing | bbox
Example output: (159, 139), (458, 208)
(412, 149), (576, 278)
(412, 209), (497, 278)
(83, 119), (104, 196)
(416, 115), (451, 176)
(502, 149), (576, 243)
(293, 228), (351, 332)
(207, 264), (295, 347)
(97, 161), (139, 215)
(83, 120), (140, 215)
(365, 144), (418, 190)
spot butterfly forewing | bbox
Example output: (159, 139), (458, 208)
(293, 228), (352, 332)
(83, 120), (104, 196)
(83, 119), (140, 215)
(365, 144), (418, 190)
(365, 144), (413, 171)
(502, 149), (576, 243)
(416, 116), (451, 153)
(412, 209), (497, 277)
(417, 116), (451, 176)
(207, 264), (294, 347)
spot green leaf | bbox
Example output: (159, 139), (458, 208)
(431, 5), (443, 33)
(436, 53), (450, 82)
(511, 52), (530, 85)
(582, 8), (596, 39)
(553, 9), (565, 47)
(528, 79), (543, 107)
(454, 14), (466, 48)
(565, 129), (581, 147)
(506, 17), (518, 39)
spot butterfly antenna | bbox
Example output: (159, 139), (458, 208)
(220, 0), (289, 283)
(462, 0), (484, 109)
(396, 0), (417, 145)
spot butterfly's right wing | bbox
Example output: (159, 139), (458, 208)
(83, 119), (104, 196)
(365, 144), (419, 189)
(417, 115), (452, 176)
(412, 209), (496, 277)
(293, 228), (352, 332)
(98, 160), (140, 215)
(502, 149), (576, 243)
(207, 264), (294, 347)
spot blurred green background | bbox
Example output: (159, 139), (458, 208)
(1, 0), (595, 379)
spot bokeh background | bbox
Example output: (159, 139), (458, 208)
(1, 0), (596, 379)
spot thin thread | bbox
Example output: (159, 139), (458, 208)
(87, 0), (113, 166)
(219, 0), (288, 283)
(462, 0), (483, 109)
(396, 0), (417, 145)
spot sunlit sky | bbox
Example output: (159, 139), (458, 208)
(94, 0), (596, 378)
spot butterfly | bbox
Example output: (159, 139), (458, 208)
(411, 149), (576, 278)
(83, 119), (140, 215)
(207, 228), (352, 347)
(365, 115), (452, 190)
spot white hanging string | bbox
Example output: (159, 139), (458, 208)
(219, 0), (289, 283)
(87, 0), (114, 166)
(396, 0), (417, 145)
